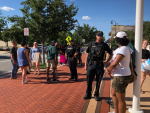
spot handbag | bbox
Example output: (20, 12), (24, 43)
(128, 47), (137, 84)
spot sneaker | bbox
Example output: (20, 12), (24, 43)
(52, 79), (59, 82)
(83, 95), (91, 99)
(22, 81), (28, 84)
(75, 79), (78, 81)
(49, 73), (52, 75)
(95, 95), (101, 101)
(105, 99), (113, 105)
(47, 78), (51, 82)
(69, 77), (74, 80)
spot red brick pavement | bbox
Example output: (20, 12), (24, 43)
(0, 54), (87, 113)
(0, 54), (111, 113)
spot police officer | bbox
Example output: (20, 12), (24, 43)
(84, 31), (113, 101)
(65, 40), (79, 81)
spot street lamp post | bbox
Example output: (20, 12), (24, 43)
(111, 20), (116, 36)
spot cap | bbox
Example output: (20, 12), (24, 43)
(114, 31), (127, 38)
(51, 40), (56, 43)
(96, 31), (103, 36)
(69, 39), (74, 42)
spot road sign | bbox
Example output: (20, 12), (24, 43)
(66, 36), (72, 45)
(24, 28), (29, 36)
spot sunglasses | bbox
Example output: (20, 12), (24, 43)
(97, 35), (103, 37)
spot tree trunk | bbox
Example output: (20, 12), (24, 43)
(42, 41), (45, 64)
(5, 41), (8, 49)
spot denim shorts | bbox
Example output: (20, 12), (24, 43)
(112, 75), (131, 93)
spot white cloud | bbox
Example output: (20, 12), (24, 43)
(70, 0), (75, 1)
(82, 16), (91, 20)
(0, 6), (15, 11)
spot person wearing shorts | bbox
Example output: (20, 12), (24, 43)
(106, 31), (133, 113)
(140, 39), (150, 94)
(46, 40), (59, 82)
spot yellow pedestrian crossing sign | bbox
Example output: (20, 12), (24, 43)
(66, 36), (72, 45)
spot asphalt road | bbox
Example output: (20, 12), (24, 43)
(0, 53), (12, 76)
(0, 53), (60, 76)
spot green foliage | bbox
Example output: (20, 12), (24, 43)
(111, 38), (117, 49)
(125, 30), (135, 41)
(72, 24), (98, 44)
(6, 0), (78, 45)
(32, 63), (46, 69)
(143, 21), (150, 42)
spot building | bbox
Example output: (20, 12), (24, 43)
(105, 24), (135, 43)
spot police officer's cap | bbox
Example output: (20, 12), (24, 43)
(97, 31), (103, 36)
(51, 40), (56, 43)
(69, 39), (74, 42)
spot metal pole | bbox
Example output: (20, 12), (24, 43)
(64, 31), (66, 45)
(128, 0), (144, 112)
(26, 36), (27, 47)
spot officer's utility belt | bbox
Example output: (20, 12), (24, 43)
(91, 60), (102, 64)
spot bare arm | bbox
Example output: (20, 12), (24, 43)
(107, 54), (124, 72)
(65, 53), (67, 60)
(105, 53), (113, 64)
(24, 49), (31, 63)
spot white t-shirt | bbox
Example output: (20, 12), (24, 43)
(112, 46), (133, 76)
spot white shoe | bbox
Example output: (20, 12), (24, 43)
(22, 81), (28, 84)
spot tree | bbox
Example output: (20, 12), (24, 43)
(7, 0), (78, 64)
(72, 24), (98, 44)
(143, 21), (150, 42)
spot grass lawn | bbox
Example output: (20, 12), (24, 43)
(31, 63), (46, 69)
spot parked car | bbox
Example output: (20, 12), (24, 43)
(37, 44), (48, 52)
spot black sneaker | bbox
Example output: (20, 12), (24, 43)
(83, 95), (91, 99)
(110, 104), (114, 109)
(105, 99), (113, 105)
(52, 79), (59, 82)
(75, 79), (78, 81)
(69, 77), (74, 80)
(95, 95), (101, 101)
(47, 78), (51, 82)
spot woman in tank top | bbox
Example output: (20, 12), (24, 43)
(18, 40), (31, 84)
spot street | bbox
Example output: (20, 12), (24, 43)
(0, 52), (60, 76)
(0, 53), (12, 76)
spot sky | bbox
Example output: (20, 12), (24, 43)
(1, 0), (150, 41)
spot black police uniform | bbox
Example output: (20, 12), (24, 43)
(65, 45), (79, 80)
(86, 41), (112, 96)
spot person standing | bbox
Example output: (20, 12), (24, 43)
(10, 40), (19, 79)
(46, 40), (59, 82)
(30, 42), (42, 75)
(140, 39), (150, 94)
(26, 44), (31, 74)
(84, 31), (113, 101)
(106, 31), (133, 113)
(65, 40), (79, 81)
(18, 40), (31, 84)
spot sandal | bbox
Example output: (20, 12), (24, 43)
(140, 89), (145, 94)
(34, 72), (37, 75)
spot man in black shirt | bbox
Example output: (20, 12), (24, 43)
(10, 40), (19, 79)
(65, 40), (79, 81)
(84, 31), (113, 101)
